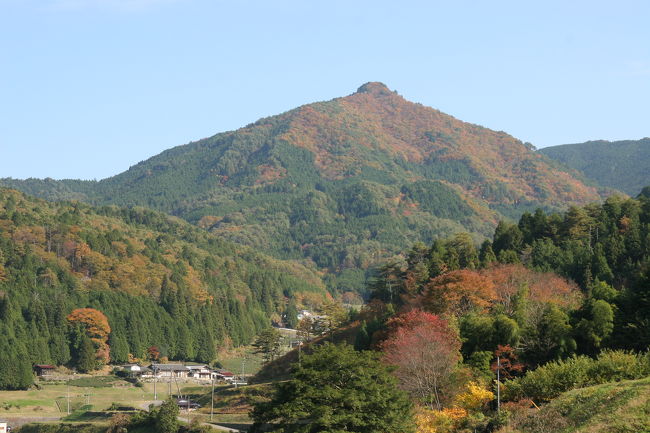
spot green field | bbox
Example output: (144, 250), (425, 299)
(219, 354), (264, 378)
(217, 344), (288, 378)
(0, 379), (211, 419)
(0, 375), (267, 433)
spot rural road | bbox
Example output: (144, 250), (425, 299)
(176, 415), (243, 432)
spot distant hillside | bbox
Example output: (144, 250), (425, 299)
(0, 188), (326, 388)
(539, 138), (650, 196)
(1, 83), (603, 293)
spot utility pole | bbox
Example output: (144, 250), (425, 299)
(67, 371), (75, 414)
(241, 358), (246, 379)
(298, 339), (302, 367)
(153, 366), (157, 401)
(496, 355), (501, 412)
(236, 358), (246, 388)
(210, 375), (215, 422)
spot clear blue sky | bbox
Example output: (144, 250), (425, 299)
(1, 0), (649, 180)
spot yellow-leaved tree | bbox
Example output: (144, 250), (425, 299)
(454, 381), (494, 411)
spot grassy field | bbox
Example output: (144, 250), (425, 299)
(0, 378), (213, 419)
(183, 382), (274, 429)
(502, 376), (650, 433)
(217, 345), (281, 378)
(0, 375), (269, 433)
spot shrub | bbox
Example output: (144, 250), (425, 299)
(415, 407), (467, 433)
(107, 413), (130, 433)
(155, 398), (180, 433)
(454, 381), (494, 411)
(586, 350), (649, 383)
(503, 350), (650, 402)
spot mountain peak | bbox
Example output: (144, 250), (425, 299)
(355, 82), (393, 96)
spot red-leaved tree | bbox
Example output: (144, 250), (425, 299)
(382, 310), (461, 410)
(491, 344), (526, 380)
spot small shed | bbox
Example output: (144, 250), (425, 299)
(34, 364), (56, 376)
(213, 369), (235, 381)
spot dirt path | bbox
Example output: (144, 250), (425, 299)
(2, 417), (62, 428)
(176, 415), (244, 432)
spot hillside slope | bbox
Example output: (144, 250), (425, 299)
(505, 377), (650, 433)
(1, 83), (603, 292)
(539, 138), (650, 196)
(0, 187), (325, 385)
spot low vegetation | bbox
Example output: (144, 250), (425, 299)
(503, 376), (650, 433)
(503, 350), (650, 402)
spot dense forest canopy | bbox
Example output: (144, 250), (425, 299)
(0, 188), (326, 389)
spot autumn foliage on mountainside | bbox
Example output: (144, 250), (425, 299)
(422, 270), (496, 316)
(354, 191), (650, 431)
(485, 264), (581, 312)
(279, 82), (600, 205)
(1, 82), (604, 298)
(366, 233), (588, 373)
(0, 189), (323, 301)
(378, 310), (500, 432)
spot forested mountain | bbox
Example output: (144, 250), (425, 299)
(539, 137), (650, 196)
(0, 82), (603, 292)
(0, 188), (325, 389)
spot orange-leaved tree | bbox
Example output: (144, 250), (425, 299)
(482, 264), (581, 314)
(422, 269), (496, 316)
(67, 308), (111, 367)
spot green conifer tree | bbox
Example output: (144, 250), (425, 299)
(251, 343), (415, 433)
(76, 333), (97, 373)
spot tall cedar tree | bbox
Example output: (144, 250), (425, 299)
(251, 343), (415, 433)
(76, 333), (97, 373)
(253, 328), (283, 363)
